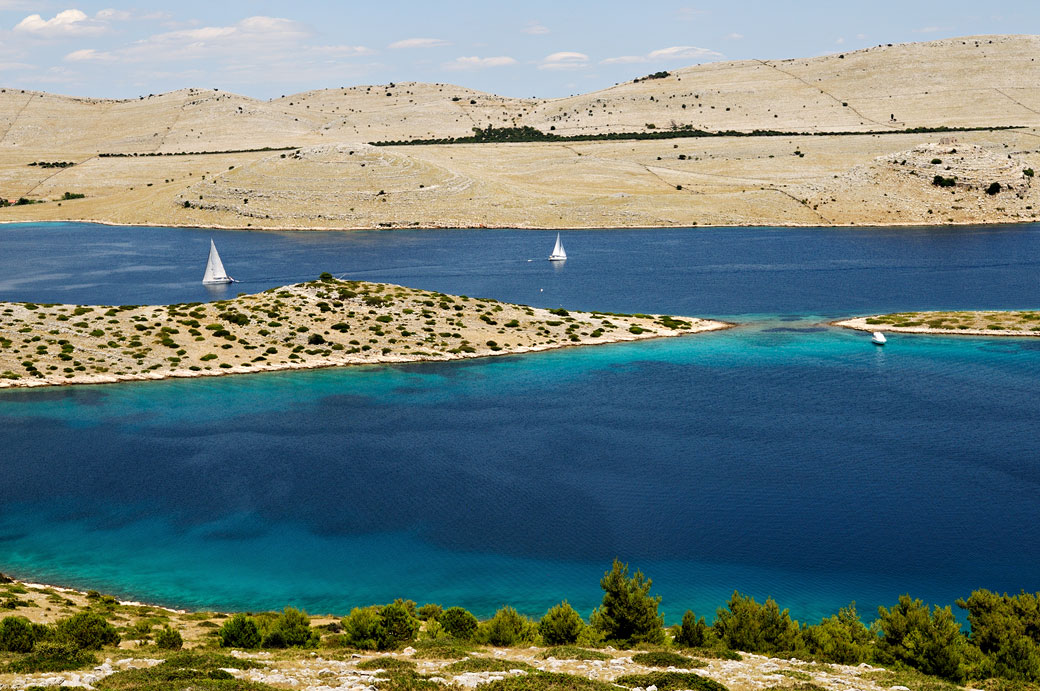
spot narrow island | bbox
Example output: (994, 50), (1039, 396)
(835, 310), (1040, 337)
(0, 275), (730, 388)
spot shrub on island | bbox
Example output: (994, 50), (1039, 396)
(0, 615), (36, 653)
(341, 601), (420, 650)
(7, 641), (97, 673)
(475, 606), (538, 647)
(154, 624), (183, 650)
(440, 606), (479, 640)
(590, 559), (664, 646)
(218, 613), (261, 649)
(539, 601), (585, 645)
(55, 611), (120, 651)
(712, 591), (800, 656)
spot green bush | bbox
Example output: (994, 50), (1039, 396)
(219, 613), (261, 649)
(712, 591), (800, 655)
(631, 651), (705, 668)
(801, 602), (873, 664)
(342, 607), (382, 650)
(481, 672), (618, 691)
(539, 601), (585, 645)
(674, 610), (709, 648)
(440, 607), (479, 640)
(537, 645), (612, 660)
(355, 657), (417, 672)
(957, 589), (1040, 682)
(615, 671), (728, 691)
(55, 611), (120, 650)
(986, 182), (1002, 195)
(8, 641), (97, 673)
(261, 607), (316, 648)
(476, 606), (537, 647)
(154, 625), (183, 650)
(379, 601), (420, 650)
(591, 559), (664, 645)
(445, 657), (534, 673)
(932, 175), (957, 187)
(417, 604), (442, 621)
(410, 637), (474, 659)
(0, 615), (36, 652)
(876, 595), (967, 681)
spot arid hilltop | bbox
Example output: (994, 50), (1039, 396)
(0, 35), (1037, 229)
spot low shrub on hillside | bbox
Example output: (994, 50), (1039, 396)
(615, 672), (729, 691)
(631, 651), (705, 668)
(475, 606), (537, 647)
(7, 641), (97, 673)
(539, 601), (585, 645)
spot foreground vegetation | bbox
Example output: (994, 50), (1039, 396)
(4, 562), (1040, 689)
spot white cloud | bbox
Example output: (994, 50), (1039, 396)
(677, 7), (707, 20)
(648, 46), (721, 60)
(914, 26), (952, 33)
(14, 9), (108, 38)
(600, 55), (647, 65)
(443, 55), (516, 70)
(603, 45), (721, 65)
(311, 45), (374, 57)
(95, 8), (130, 21)
(0, 61), (36, 71)
(109, 16), (309, 61)
(59, 14), (376, 78)
(389, 37), (450, 49)
(856, 33), (867, 39)
(835, 37), (845, 45)
(726, 33), (743, 40)
(65, 48), (114, 62)
(522, 22), (550, 35)
(539, 51), (589, 71)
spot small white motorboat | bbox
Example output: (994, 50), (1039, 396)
(202, 239), (236, 284)
(548, 233), (567, 261)
(871, 331), (887, 346)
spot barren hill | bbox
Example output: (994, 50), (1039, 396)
(0, 35), (1037, 229)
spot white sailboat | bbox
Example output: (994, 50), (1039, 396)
(202, 239), (235, 284)
(871, 331), (887, 346)
(548, 233), (567, 261)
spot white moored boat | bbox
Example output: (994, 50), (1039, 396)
(548, 233), (567, 261)
(871, 331), (887, 346)
(202, 239), (235, 284)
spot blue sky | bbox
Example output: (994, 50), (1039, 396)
(0, 1), (1034, 99)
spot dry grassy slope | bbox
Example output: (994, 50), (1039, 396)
(0, 35), (1037, 230)
(0, 35), (1037, 154)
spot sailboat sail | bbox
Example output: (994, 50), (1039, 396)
(548, 233), (567, 261)
(202, 240), (234, 284)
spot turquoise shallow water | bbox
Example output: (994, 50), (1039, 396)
(1, 222), (1039, 623)
(2, 321), (1038, 623)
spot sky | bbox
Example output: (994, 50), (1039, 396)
(0, 0), (1034, 100)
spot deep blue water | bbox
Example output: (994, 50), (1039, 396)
(1, 222), (1039, 624)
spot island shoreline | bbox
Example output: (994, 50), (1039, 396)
(833, 315), (1040, 338)
(0, 322), (735, 390)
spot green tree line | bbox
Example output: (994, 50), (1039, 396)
(4, 560), (1040, 685)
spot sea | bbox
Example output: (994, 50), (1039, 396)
(0, 221), (1038, 624)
